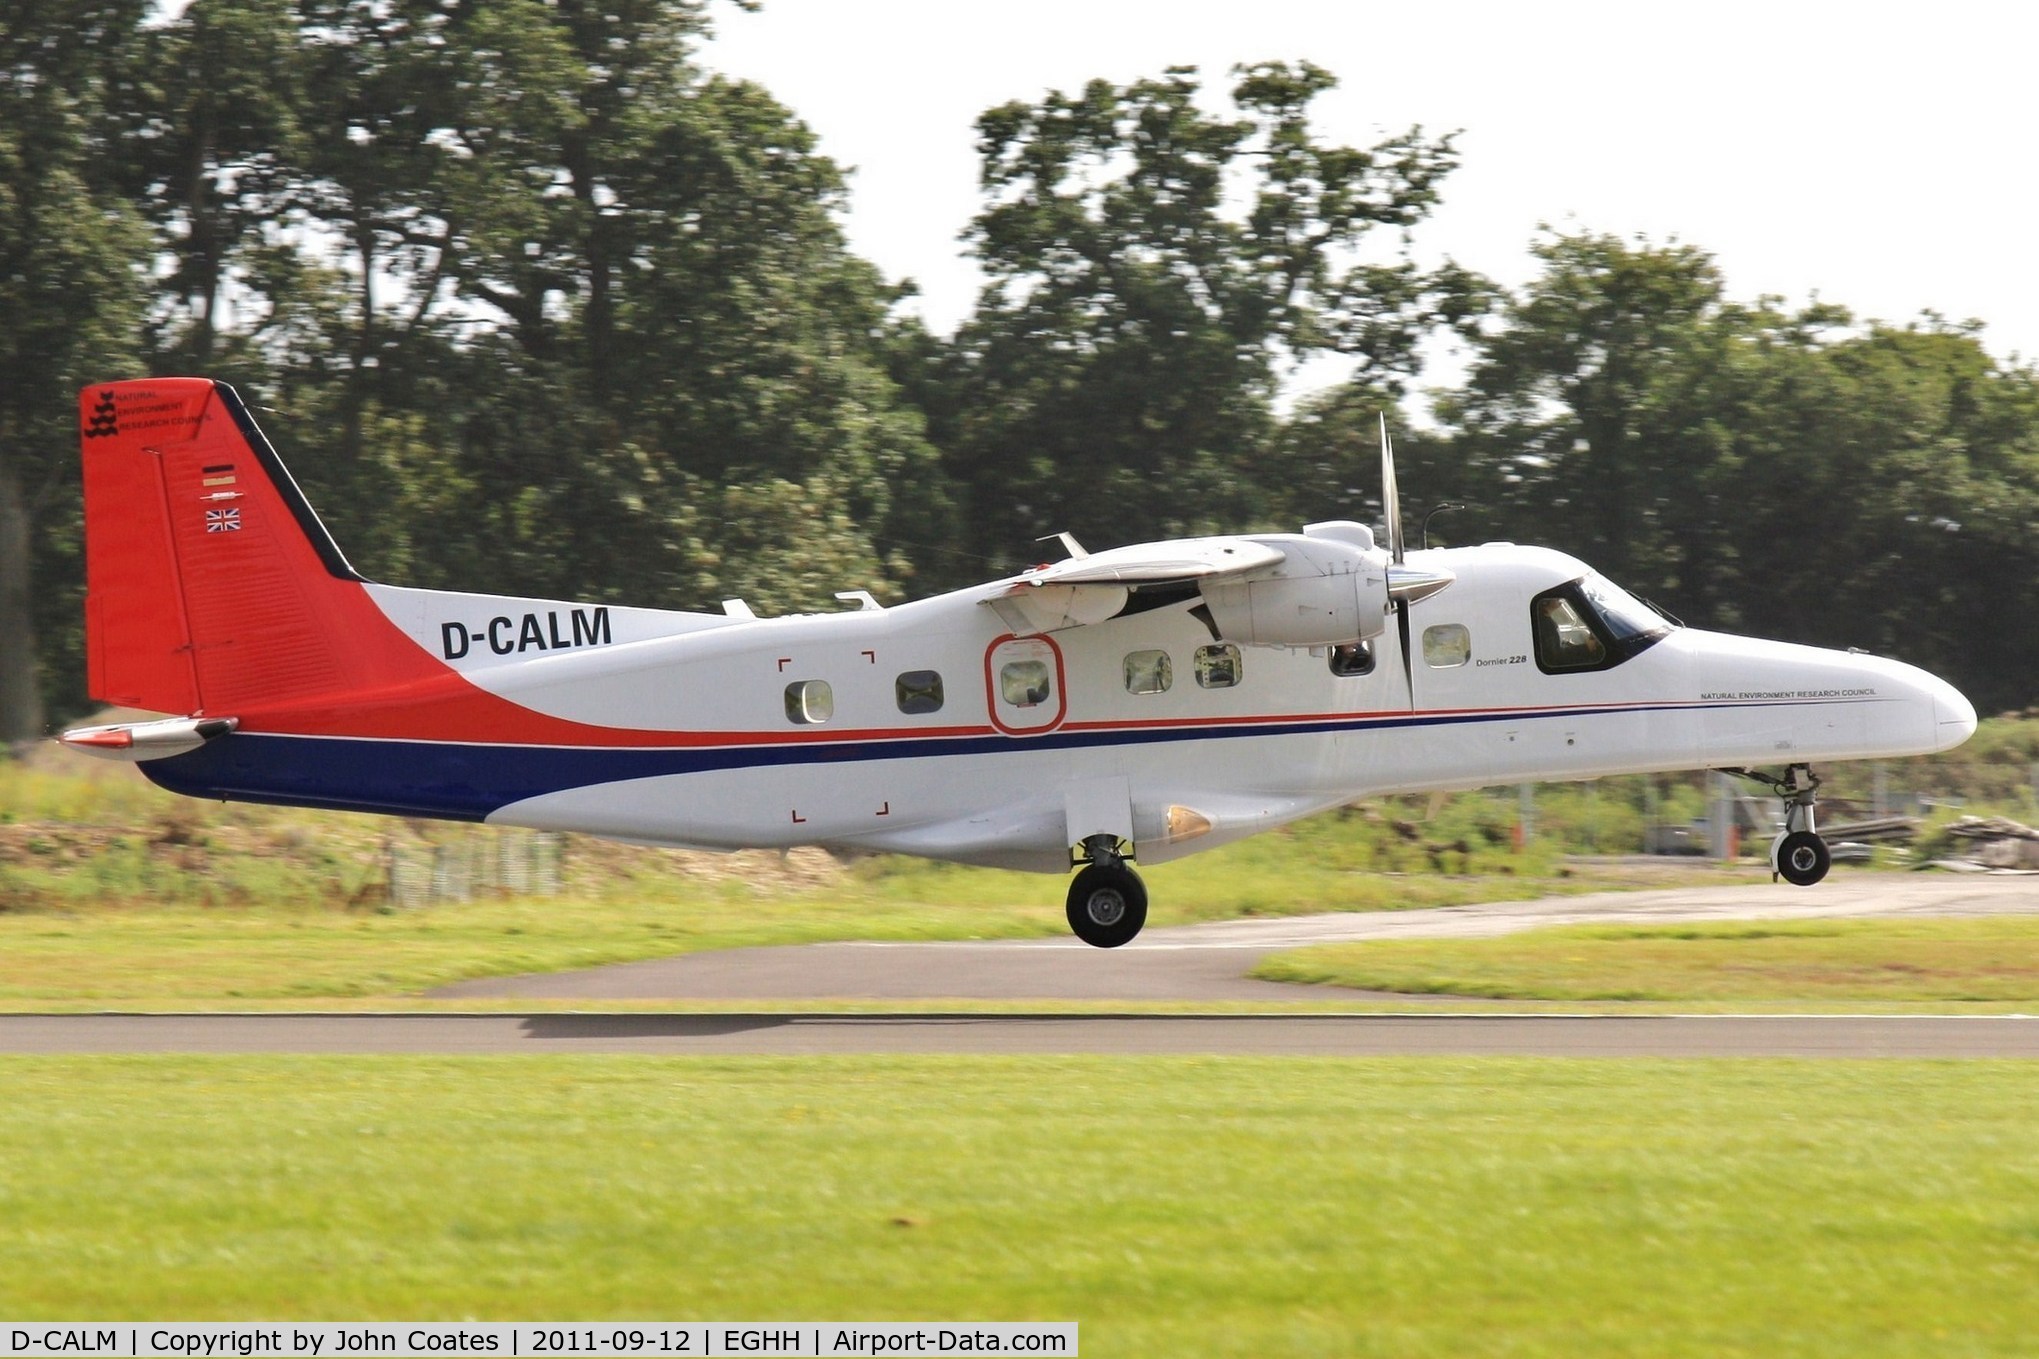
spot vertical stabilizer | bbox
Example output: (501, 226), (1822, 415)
(79, 379), (372, 715)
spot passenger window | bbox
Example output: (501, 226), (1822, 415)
(1422, 624), (1470, 668)
(895, 669), (944, 714)
(1124, 650), (1172, 695)
(1534, 595), (1608, 670)
(1328, 640), (1375, 678)
(1194, 643), (1242, 689)
(1000, 660), (1052, 708)
(784, 679), (834, 724)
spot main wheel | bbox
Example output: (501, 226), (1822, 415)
(1065, 862), (1148, 948)
(1772, 830), (1831, 887)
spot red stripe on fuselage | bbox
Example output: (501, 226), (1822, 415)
(237, 623), (1855, 757)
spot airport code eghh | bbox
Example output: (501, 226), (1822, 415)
(3, 1327), (1074, 1358)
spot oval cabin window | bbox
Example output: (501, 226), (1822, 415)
(1328, 640), (1375, 677)
(1124, 650), (1173, 695)
(1000, 660), (1052, 708)
(1194, 643), (1242, 689)
(895, 669), (944, 714)
(784, 679), (834, 724)
(1422, 624), (1471, 668)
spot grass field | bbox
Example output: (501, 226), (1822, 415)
(0, 775), (1753, 1006)
(1254, 915), (2039, 1002)
(0, 1055), (2034, 1356)
(0, 861), (1744, 1008)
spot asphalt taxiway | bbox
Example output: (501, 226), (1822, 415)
(431, 874), (2039, 1003)
(8, 876), (2035, 1055)
(3, 1012), (2037, 1056)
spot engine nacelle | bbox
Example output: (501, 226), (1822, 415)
(1197, 536), (1389, 647)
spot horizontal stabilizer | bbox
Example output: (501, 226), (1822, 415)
(60, 715), (237, 762)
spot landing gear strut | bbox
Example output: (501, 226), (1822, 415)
(1721, 763), (1830, 887)
(1066, 834), (1147, 948)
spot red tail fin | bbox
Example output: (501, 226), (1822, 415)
(79, 379), (377, 715)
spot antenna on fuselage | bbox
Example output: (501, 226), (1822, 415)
(1421, 502), (1468, 552)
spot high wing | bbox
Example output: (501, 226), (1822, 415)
(1016, 535), (1289, 586)
(978, 524), (1453, 648)
(979, 535), (1285, 636)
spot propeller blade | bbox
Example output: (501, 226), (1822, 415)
(1378, 411), (1416, 704)
(1379, 412), (1404, 566)
(1397, 595), (1416, 707)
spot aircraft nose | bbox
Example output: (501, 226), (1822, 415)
(1928, 675), (1978, 752)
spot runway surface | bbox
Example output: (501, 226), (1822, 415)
(12, 876), (2036, 1056)
(433, 875), (2039, 1003)
(5, 1012), (2039, 1056)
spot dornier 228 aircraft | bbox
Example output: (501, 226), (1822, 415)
(62, 378), (1978, 947)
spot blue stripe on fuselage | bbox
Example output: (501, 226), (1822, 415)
(138, 699), (1842, 821)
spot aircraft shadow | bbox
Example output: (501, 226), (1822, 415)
(518, 1014), (796, 1040)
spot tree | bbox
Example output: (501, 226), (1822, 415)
(272, 0), (950, 613)
(1725, 318), (2039, 711)
(1429, 230), (2039, 711)
(121, 0), (305, 372)
(1433, 232), (1748, 602)
(940, 62), (1483, 563)
(117, 0), (949, 619)
(0, 1), (150, 741)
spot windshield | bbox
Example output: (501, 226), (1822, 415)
(1578, 573), (1674, 642)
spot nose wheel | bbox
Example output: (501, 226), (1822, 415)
(1066, 835), (1147, 948)
(1722, 763), (1830, 886)
(1773, 830), (1831, 887)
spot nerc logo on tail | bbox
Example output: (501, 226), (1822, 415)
(64, 377), (1976, 947)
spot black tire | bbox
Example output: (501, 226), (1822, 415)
(1774, 830), (1831, 887)
(1065, 862), (1148, 948)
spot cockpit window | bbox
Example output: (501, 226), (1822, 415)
(1531, 575), (1673, 674)
(1578, 574), (1673, 643)
(1535, 596), (1606, 670)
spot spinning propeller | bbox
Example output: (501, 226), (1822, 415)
(1378, 414), (1455, 701)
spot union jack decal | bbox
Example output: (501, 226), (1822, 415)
(205, 508), (242, 533)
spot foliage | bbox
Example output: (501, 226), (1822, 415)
(5, 7), (2038, 737)
(0, 1), (153, 739)
(931, 63), (1485, 568)
(1415, 231), (2039, 713)
(7, 0), (952, 741)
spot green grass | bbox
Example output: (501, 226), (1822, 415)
(0, 757), (1759, 1005)
(0, 853), (1748, 1007)
(0, 1056), (2035, 1356)
(0, 756), (1621, 914)
(1255, 915), (2039, 1002)
(0, 888), (1053, 1003)
(846, 810), (1738, 919)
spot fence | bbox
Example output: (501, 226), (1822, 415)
(383, 828), (563, 907)
(1512, 760), (2039, 863)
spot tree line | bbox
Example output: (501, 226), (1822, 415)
(4, 0), (2036, 744)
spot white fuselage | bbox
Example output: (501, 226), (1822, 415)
(364, 543), (1972, 872)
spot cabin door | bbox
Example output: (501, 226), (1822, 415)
(984, 634), (1067, 735)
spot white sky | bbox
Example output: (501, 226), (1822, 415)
(707, 0), (2039, 399)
